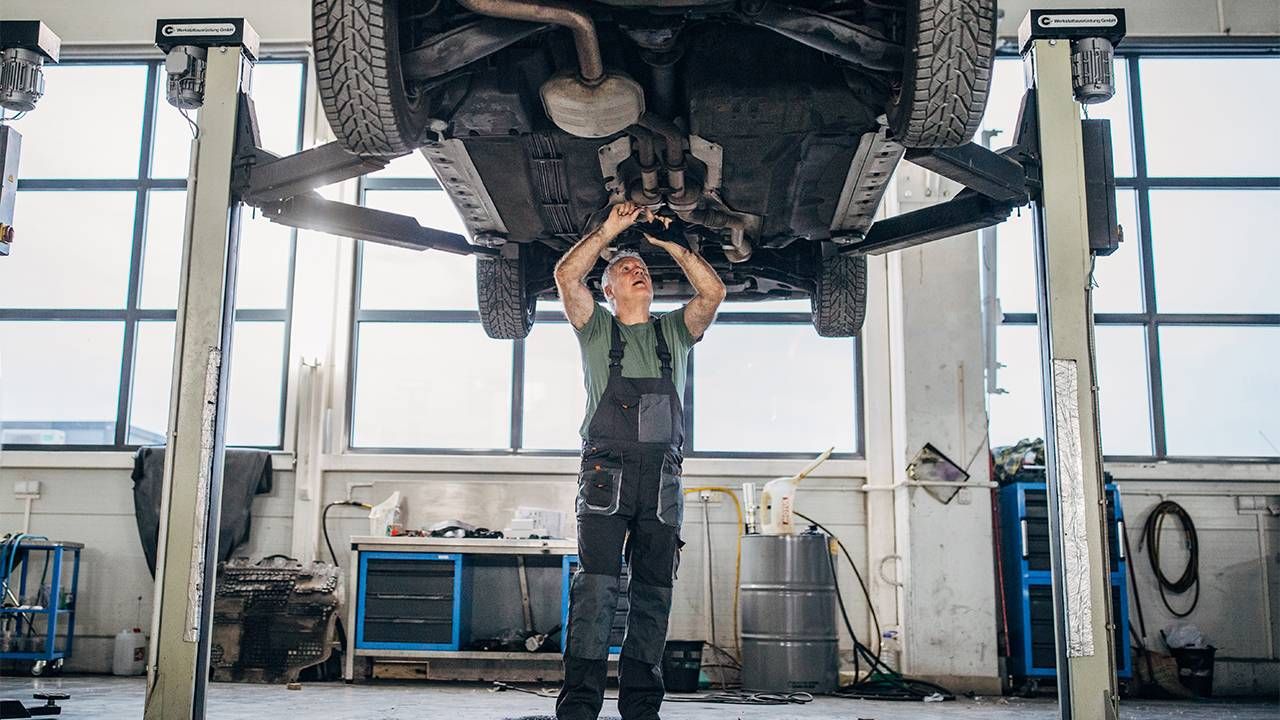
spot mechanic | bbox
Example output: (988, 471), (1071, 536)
(553, 202), (726, 720)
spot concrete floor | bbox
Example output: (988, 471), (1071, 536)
(0, 676), (1276, 719)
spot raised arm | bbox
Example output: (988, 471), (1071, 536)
(644, 236), (727, 339)
(554, 203), (650, 329)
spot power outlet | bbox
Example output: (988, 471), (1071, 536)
(14, 479), (40, 498)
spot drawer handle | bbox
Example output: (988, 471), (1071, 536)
(1020, 519), (1030, 559)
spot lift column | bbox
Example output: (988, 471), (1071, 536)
(1021, 9), (1126, 720)
(144, 19), (257, 720)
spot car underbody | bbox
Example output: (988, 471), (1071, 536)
(312, 0), (997, 335)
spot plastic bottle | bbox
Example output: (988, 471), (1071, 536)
(112, 628), (147, 675)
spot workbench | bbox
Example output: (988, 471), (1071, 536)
(344, 536), (625, 682)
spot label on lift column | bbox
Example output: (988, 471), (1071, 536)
(1018, 8), (1127, 53)
(160, 22), (238, 37)
(154, 18), (260, 60)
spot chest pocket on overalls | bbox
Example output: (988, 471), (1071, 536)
(578, 464), (622, 516)
(638, 394), (674, 444)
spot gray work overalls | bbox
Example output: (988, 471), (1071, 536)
(557, 317), (685, 720)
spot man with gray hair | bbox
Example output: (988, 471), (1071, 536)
(552, 201), (725, 720)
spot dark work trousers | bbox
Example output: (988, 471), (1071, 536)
(558, 318), (685, 720)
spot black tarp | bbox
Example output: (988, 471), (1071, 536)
(131, 446), (273, 577)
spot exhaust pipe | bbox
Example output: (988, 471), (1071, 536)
(456, 0), (603, 82)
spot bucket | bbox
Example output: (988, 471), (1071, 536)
(662, 640), (703, 693)
(1169, 645), (1216, 697)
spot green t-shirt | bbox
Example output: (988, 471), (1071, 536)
(576, 303), (699, 439)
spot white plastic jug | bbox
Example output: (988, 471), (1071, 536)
(112, 627), (147, 676)
(760, 447), (835, 535)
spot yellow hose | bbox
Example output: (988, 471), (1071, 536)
(683, 486), (744, 663)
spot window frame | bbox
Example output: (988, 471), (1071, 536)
(995, 43), (1280, 462)
(347, 178), (865, 459)
(0, 57), (306, 451)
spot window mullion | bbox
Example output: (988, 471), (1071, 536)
(115, 61), (161, 447)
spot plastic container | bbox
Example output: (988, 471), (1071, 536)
(112, 628), (147, 676)
(1170, 645), (1216, 697)
(662, 640), (703, 693)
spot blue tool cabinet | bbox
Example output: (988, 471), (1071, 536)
(999, 480), (1131, 682)
(355, 552), (468, 651)
(0, 540), (82, 673)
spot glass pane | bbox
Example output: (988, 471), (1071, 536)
(150, 74), (199, 179)
(151, 61), (304, 178)
(1092, 189), (1143, 313)
(128, 321), (176, 445)
(997, 190), (1143, 315)
(1081, 60), (1135, 178)
(0, 321), (124, 445)
(352, 323), (513, 448)
(1093, 326), (1151, 455)
(982, 57), (1134, 176)
(6, 64), (147, 179)
(994, 206), (1037, 314)
(1151, 190), (1279, 314)
(127, 322), (285, 447)
(989, 325), (1154, 456)
(987, 325), (1044, 449)
(522, 322), (587, 450)
(1160, 326), (1280, 457)
(1141, 58), (1280, 177)
(251, 62), (305, 157)
(237, 212), (293, 310)
(138, 194), (293, 310)
(226, 321), (287, 447)
(693, 325), (856, 453)
(359, 190), (475, 310)
(368, 152), (438, 179)
(0, 191), (136, 309)
(139, 190), (186, 308)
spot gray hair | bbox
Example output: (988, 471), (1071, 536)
(601, 250), (644, 290)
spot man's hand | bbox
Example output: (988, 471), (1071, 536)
(643, 233), (726, 339)
(555, 202), (656, 331)
(640, 233), (683, 256)
(600, 202), (654, 238)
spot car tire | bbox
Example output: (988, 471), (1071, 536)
(313, 0), (430, 155)
(478, 247), (537, 340)
(811, 252), (867, 338)
(887, 0), (997, 148)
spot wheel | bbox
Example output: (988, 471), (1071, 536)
(887, 0), (997, 148)
(31, 660), (46, 677)
(313, 0), (430, 155)
(477, 246), (537, 340)
(811, 251), (867, 338)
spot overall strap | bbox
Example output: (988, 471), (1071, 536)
(608, 318), (625, 377)
(652, 318), (673, 378)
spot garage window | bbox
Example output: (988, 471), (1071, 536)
(984, 52), (1280, 459)
(0, 60), (305, 449)
(348, 157), (864, 456)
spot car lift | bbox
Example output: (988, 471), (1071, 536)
(143, 9), (1127, 720)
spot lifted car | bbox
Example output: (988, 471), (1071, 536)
(312, 0), (996, 337)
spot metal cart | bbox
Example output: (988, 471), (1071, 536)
(0, 540), (83, 675)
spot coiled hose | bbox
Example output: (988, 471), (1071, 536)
(1141, 500), (1199, 618)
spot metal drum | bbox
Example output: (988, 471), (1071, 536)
(739, 533), (839, 694)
